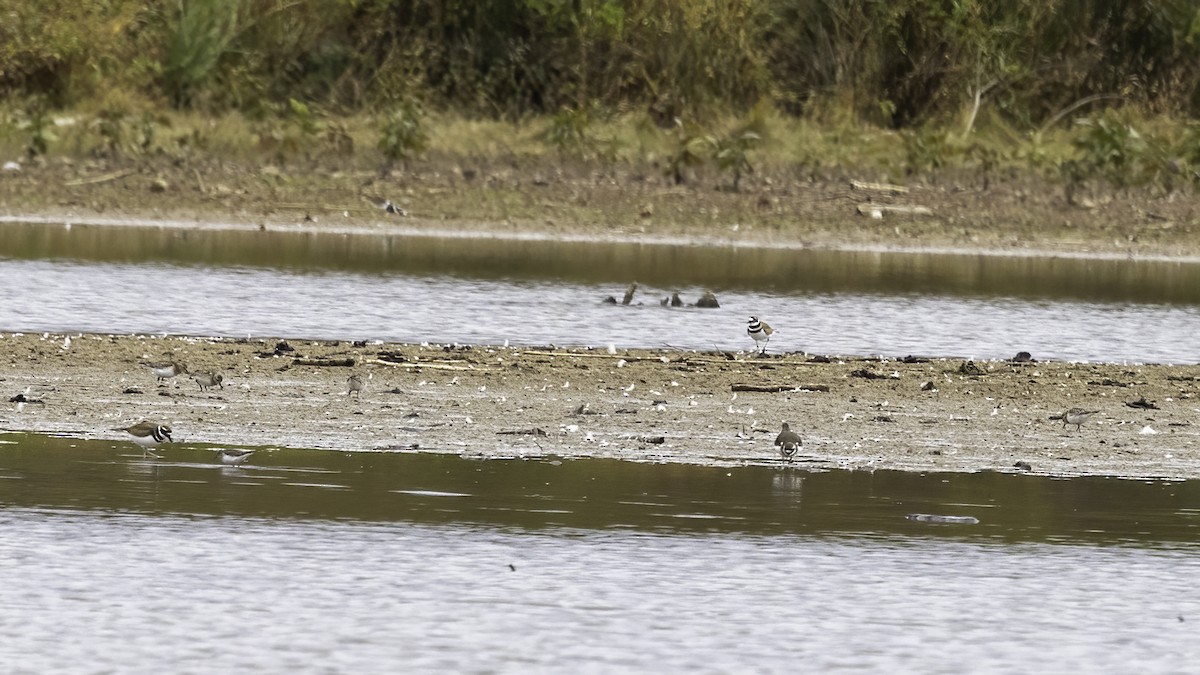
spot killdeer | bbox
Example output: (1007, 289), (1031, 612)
(146, 361), (188, 382)
(116, 420), (173, 457)
(1062, 408), (1100, 431)
(347, 373), (365, 397)
(194, 371), (224, 391)
(774, 422), (802, 461)
(747, 316), (774, 354)
(216, 448), (255, 466)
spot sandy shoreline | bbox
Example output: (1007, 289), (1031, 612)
(3, 332), (1198, 479)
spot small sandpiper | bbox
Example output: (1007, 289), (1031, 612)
(116, 420), (173, 457)
(347, 373), (365, 397)
(216, 448), (256, 466)
(146, 361), (189, 383)
(381, 199), (407, 216)
(1062, 408), (1100, 431)
(194, 371), (224, 391)
(747, 316), (775, 355)
(774, 422), (802, 461)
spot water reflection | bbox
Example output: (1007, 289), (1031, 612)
(4, 432), (1199, 546)
(5, 432), (1200, 672)
(4, 220), (1200, 303)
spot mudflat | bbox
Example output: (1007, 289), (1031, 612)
(3, 157), (1200, 476)
(2, 333), (1197, 478)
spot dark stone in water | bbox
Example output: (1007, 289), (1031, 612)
(695, 291), (720, 308)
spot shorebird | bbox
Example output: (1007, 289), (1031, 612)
(774, 422), (802, 461)
(1062, 408), (1100, 431)
(216, 448), (256, 466)
(347, 373), (365, 397)
(381, 199), (407, 216)
(116, 420), (173, 457)
(747, 316), (774, 354)
(194, 371), (224, 391)
(146, 361), (188, 383)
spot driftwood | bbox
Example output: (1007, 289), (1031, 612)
(520, 350), (671, 363)
(850, 179), (909, 194)
(63, 168), (137, 187)
(293, 358), (355, 367)
(496, 427), (548, 436)
(367, 359), (482, 371)
(856, 203), (933, 217)
(1126, 396), (1159, 410)
(731, 383), (829, 393)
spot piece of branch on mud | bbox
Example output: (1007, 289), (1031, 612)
(367, 359), (481, 371)
(519, 350), (671, 363)
(63, 168), (137, 187)
(731, 383), (829, 393)
(496, 427), (548, 436)
(293, 357), (355, 367)
(856, 203), (933, 217)
(850, 179), (909, 194)
(1126, 396), (1159, 410)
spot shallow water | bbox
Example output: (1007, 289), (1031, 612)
(2, 433), (1199, 671)
(4, 255), (1200, 362)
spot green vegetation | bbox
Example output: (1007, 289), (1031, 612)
(2, 1), (1200, 192)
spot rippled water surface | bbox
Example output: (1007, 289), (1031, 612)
(3, 433), (1200, 671)
(4, 222), (1200, 361)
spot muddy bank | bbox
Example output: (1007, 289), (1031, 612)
(2, 333), (1198, 478)
(2, 156), (1199, 258)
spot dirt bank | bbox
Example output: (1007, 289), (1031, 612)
(2, 155), (1200, 257)
(2, 333), (1197, 478)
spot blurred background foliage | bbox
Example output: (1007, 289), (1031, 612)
(2, 0), (1200, 188)
(2, 0), (1197, 123)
